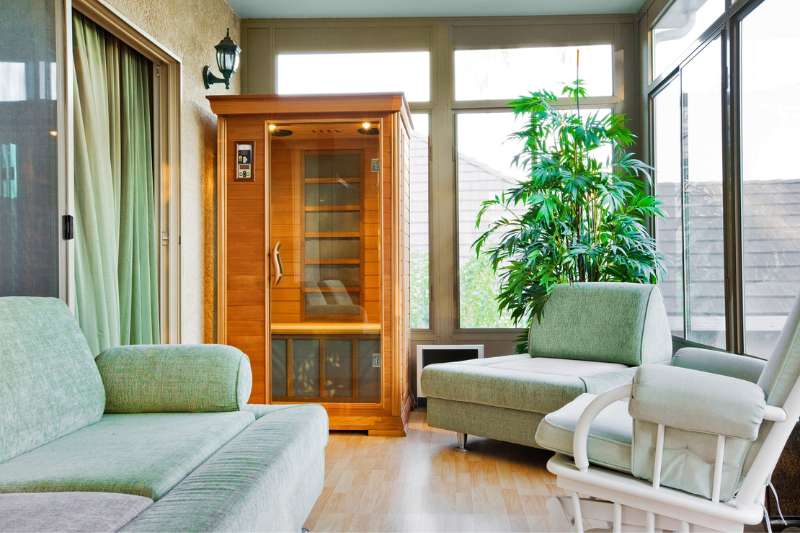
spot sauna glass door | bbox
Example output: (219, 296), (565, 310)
(269, 121), (382, 403)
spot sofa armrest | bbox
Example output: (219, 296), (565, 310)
(629, 365), (766, 440)
(96, 344), (252, 413)
(671, 347), (765, 383)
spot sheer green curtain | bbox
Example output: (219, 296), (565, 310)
(72, 13), (159, 354)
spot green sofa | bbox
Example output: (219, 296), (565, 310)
(0, 297), (328, 532)
(420, 282), (672, 448)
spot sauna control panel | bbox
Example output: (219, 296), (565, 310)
(235, 142), (254, 182)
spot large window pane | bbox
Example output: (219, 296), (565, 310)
(653, 78), (684, 338)
(454, 44), (612, 101)
(410, 113), (429, 329)
(652, 0), (724, 79)
(682, 38), (725, 348)
(276, 51), (430, 102)
(653, 38), (725, 348)
(741, 0), (800, 357)
(457, 112), (524, 328)
(0, 0), (59, 297)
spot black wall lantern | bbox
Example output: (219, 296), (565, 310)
(202, 28), (241, 89)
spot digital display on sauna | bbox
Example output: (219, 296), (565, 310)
(268, 122), (382, 403)
(235, 142), (254, 181)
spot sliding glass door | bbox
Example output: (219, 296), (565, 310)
(0, 0), (60, 297)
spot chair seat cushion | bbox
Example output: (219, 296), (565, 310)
(0, 492), (152, 533)
(535, 393), (633, 473)
(0, 412), (254, 500)
(121, 404), (329, 533)
(420, 355), (629, 415)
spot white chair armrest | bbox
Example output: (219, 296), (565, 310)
(573, 384), (632, 472)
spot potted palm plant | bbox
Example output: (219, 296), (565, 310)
(474, 79), (664, 350)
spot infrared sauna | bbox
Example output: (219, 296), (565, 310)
(209, 94), (411, 435)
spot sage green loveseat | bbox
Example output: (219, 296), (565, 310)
(420, 282), (672, 448)
(0, 297), (328, 532)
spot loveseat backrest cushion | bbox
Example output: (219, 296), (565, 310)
(528, 282), (672, 366)
(757, 291), (800, 406)
(0, 297), (105, 463)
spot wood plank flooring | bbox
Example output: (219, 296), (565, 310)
(304, 409), (570, 532)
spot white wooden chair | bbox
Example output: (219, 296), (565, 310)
(536, 293), (800, 533)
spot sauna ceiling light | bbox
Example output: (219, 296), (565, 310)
(358, 122), (379, 135)
(268, 123), (292, 136)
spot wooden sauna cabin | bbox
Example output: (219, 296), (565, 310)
(208, 94), (412, 435)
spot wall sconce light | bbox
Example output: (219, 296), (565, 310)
(202, 28), (241, 89)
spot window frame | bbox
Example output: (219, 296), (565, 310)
(408, 111), (432, 331)
(644, 0), (778, 357)
(71, 0), (183, 343)
(451, 28), (625, 333)
(453, 102), (620, 332)
(650, 33), (727, 348)
(240, 15), (639, 354)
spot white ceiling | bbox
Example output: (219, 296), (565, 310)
(229, 0), (647, 19)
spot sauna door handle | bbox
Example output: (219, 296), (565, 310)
(272, 241), (283, 286)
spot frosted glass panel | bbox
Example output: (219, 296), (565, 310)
(304, 182), (361, 207)
(292, 339), (320, 397)
(271, 339), (287, 397)
(305, 211), (360, 233)
(304, 238), (360, 260)
(357, 339), (381, 402)
(324, 340), (353, 399)
(304, 152), (361, 178)
(304, 265), (360, 287)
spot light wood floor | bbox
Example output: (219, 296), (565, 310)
(304, 409), (570, 532)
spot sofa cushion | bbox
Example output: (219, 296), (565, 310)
(420, 354), (628, 415)
(0, 492), (152, 533)
(535, 393), (633, 473)
(0, 297), (106, 464)
(528, 282), (672, 366)
(121, 404), (328, 533)
(97, 344), (253, 413)
(0, 411), (253, 500)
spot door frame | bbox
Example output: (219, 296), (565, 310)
(59, 0), (182, 342)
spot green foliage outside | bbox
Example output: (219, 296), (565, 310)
(459, 254), (516, 328)
(409, 249), (429, 329)
(474, 80), (665, 350)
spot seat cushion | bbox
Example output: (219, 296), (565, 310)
(0, 411), (254, 500)
(0, 492), (152, 533)
(121, 404), (328, 533)
(420, 354), (629, 414)
(535, 393), (633, 473)
(0, 297), (106, 463)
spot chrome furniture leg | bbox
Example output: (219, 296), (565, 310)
(456, 432), (468, 451)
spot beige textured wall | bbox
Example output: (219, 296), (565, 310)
(102, 0), (240, 343)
